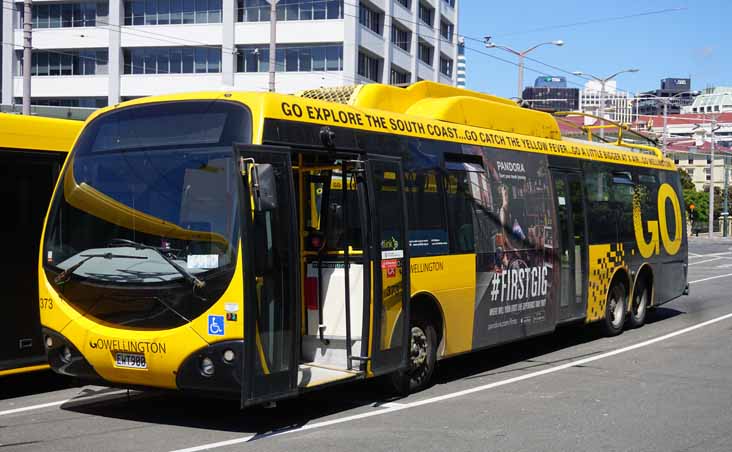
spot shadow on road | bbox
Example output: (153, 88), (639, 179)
(59, 306), (685, 437)
(1, 370), (78, 401)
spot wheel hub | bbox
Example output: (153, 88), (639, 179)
(410, 326), (428, 369)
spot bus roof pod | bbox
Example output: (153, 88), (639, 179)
(297, 81), (562, 141)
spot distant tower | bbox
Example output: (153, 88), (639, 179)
(457, 37), (466, 88)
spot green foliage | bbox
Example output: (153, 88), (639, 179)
(684, 190), (708, 224)
(678, 168), (695, 191)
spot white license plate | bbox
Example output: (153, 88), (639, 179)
(115, 352), (147, 369)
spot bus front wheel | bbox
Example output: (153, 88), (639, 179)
(390, 317), (437, 394)
(601, 282), (627, 336)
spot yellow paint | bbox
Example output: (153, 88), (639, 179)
(410, 254), (476, 356)
(633, 183), (682, 258)
(0, 364), (50, 377)
(586, 244), (627, 322)
(0, 113), (81, 152)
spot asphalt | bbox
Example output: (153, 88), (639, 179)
(3, 237), (732, 452)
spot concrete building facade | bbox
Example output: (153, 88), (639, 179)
(2, 0), (459, 108)
(579, 80), (633, 124)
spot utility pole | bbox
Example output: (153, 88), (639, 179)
(709, 117), (717, 238)
(22, 0), (32, 115)
(268, 0), (278, 92)
(599, 80), (606, 140)
(662, 101), (668, 157)
(724, 155), (729, 237)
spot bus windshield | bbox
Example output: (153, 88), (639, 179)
(42, 100), (250, 328)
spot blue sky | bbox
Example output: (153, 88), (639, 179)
(458, 0), (730, 98)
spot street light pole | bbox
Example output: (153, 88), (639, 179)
(484, 38), (564, 99)
(572, 68), (639, 140)
(268, 0), (279, 92)
(709, 117), (716, 238)
(662, 101), (668, 157)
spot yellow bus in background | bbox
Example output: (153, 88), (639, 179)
(38, 82), (687, 405)
(0, 113), (81, 377)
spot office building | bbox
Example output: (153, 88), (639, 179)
(522, 75), (578, 112)
(637, 77), (697, 116)
(2, 0), (459, 108)
(579, 79), (632, 124)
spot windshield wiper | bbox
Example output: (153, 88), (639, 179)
(108, 238), (206, 289)
(54, 252), (147, 285)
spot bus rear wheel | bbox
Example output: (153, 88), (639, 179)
(390, 317), (437, 394)
(601, 282), (627, 336)
(627, 280), (649, 329)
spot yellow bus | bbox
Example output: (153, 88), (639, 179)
(0, 113), (81, 377)
(38, 82), (687, 405)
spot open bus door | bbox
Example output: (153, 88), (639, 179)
(363, 156), (411, 377)
(237, 145), (300, 406)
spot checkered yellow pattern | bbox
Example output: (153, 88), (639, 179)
(586, 243), (626, 322)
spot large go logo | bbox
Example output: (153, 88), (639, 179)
(633, 183), (682, 258)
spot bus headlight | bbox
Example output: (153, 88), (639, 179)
(200, 357), (215, 376)
(222, 349), (235, 363)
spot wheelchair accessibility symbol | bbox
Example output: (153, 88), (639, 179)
(208, 315), (225, 336)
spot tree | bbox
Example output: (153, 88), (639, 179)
(678, 168), (695, 191)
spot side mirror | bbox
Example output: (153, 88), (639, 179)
(252, 163), (278, 211)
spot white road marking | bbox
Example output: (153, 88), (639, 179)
(716, 264), (732, 269)
(170, 306), (732, 451)
(689, 272), (732, 284)
(688, 257), (723, 266)
(689, 251), (732, 259)
(0, 389), (131, 417)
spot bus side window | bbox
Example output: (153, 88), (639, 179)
(405, 169), (449, 256)
(444, 159), (494, 255)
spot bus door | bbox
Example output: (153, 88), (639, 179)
(237, 145), (300, 406)
(364, 156), (411, 376)
(551, 170), (587, 321)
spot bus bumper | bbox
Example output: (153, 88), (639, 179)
(42, 328), (104, 383)
(175, 340), (244, 396)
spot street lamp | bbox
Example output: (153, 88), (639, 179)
(693, 118), (722, 238)
(573, 68), (639, 139)
(484, 37), (564, 99)
(637, 90), (700, 157)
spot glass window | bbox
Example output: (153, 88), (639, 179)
(37, 5), (49, 28)
(326, 46), (340, 70)
(158, 0), (171, 24)
(49, 53), (61, 75)
(183, 0), (195, 23)
(298, 47), (311, 71)
(38, 52), (49, 76)
(170, 48), (182, 72)
(144, 48), (156, 74)
(313, 0), (325, 19)
(194, 47), (207, 73)
(359, 3), (381, 34)
(182, 47), (195, 72)
(171, 0), (183, 23)
(195, 0), (208, 23)
(326, 0), (339, 19)
(145, 0), (158, 24)
(61, 4), (73, 27)
(49, 4), (61, 28)
(299, 0), (313, 20)
(157, 48), (170, 73)
(60, 53), (73, 75)
(312, 46), (325, 71)
(285, 48), (298, 71)
(132, 49), (144, 74)
(207, 47), (221, 72)
(84, 2), (97, 26)
(418, 2), (433, 26)
(132, 0), (145, 25)
(209, 0), (222, 22)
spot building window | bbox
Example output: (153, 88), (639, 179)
(439, 55), (453, 77)
(391, 24), (411, 52)
(124, 0), (223, 25)
(442, 0), (455, 7)
(237, 0), (343, 21)
(440, 19), (454, 40)
(19, 2), (107, 29)
(14, 97), (107, 108)
(418, 2), (433, 26)
(359, 3), (382, 35)
(123, 47), (221, 74)
(236, 44), (343, 72)
(395, 0), (410, 9)
(16, 49), (108, 76)
(358, 51), (381, 82)
(390, 66), (410, 85)
(418, 41), (433, 66)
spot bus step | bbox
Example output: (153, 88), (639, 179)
(297, 363), (361, 389)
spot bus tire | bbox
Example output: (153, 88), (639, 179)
(601, 281), (627, 336)
(390, 316), (437, 394)
(627, 279), (649, 329)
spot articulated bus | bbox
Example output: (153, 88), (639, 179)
(0, 113), (81, 377)
(38, 82), (687, 405)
